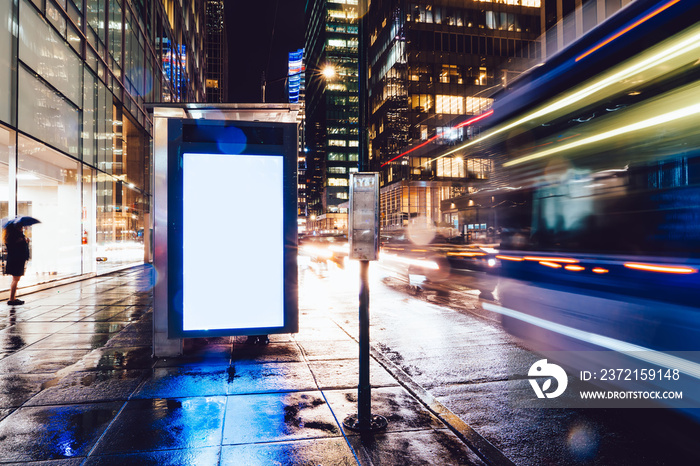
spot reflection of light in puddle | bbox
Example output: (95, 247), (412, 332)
(60, 442), (75, 457)
(567, 423), (599, 461)
(409, 274), (427, 288)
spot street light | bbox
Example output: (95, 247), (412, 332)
(322, 65), (336, 79)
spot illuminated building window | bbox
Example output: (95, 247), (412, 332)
(439, 65), (462, 84)
(328, 167), (347, 174)
(329, 9), (358, 20)
(328, 39), (347, 48)
(479, 67), (488, 86)
(328, 152), (347, 161)
(437, 157), (466, 178)
(486, 11), (519, 31)
(327, 83), (347, 91)
(328, 139), (346, 147)
(410, 94), (433, 112)
(435, 95), (464, 114)
(437, 127), (463, 142)
(328, 178), (349, 187)
(465, 96), (493, 114)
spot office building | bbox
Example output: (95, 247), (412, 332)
(0, 0), (207, 294)
(367, 1), (541, 233)
(289, 48), (310, 233)
(304, 0), (359, 233)
(205, 0), (228, 103)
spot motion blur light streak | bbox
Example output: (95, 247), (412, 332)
(483, 303), (700, 380)
(301, 245), (333, 259)
(524, 256), (579, 263)
(381, 110), (494, 167)
(592, 268), (609, 274)
(624, 263), (697, 274)
(496, 255), (524, 261)
(454, 109), (494, 128)
(539, 261), (563, 268)
(329, 244), (349, 254)
(575, 0), (683, 62)
(564, 265), (586, 271)
(432, 23), (700, 165)
(381, 134), (439, 167)
(504, 101), (700, 167)
(381, 253), (440, 270)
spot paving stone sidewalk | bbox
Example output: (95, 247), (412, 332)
(0, 265), (487, 465)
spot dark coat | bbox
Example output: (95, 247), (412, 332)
(4, 232), (29, 277)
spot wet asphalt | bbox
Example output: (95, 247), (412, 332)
(0, 265), (489, 465)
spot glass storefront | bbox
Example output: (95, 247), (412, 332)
(0, 122), (148, 291)
(0, 0), (205, 294)
(17, 135), (81, 281)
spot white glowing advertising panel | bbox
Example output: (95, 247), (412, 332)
(182, 153), (284, 331)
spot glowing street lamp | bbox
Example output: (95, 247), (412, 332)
(322, 65), (336, 79)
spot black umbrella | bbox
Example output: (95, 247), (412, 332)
(2, 216), (41, 228)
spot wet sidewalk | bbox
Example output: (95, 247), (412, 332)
(0, 265), (488, 465)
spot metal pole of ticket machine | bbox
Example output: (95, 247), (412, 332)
(343, 173), (387, 432)
(358, 258), (371, 427)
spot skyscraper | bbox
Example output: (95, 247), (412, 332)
(205, 0), (229, 103)
(289, 48), (309, 232)
(304, 0), (360, 233)
(367, 1), (541, 233)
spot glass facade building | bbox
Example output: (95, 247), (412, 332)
(304, 0), (359, 229)
(289, 48), (309, 232)
(205, 0), (227, 103)
(366, 0), (541, 231)
(0, 0), (206, 294)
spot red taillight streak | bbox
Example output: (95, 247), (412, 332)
(380, 110), (494, 167)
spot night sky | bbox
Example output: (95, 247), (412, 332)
(226, 0), (306, 103)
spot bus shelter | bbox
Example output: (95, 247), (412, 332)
(151, 104), (299, 357)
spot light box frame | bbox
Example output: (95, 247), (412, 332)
(166, 118), (298, 338)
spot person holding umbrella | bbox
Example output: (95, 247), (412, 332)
(2, 216), (39, 305)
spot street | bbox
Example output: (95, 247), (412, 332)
(300, 259), (700, 465)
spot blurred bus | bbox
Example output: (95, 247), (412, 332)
(457, 0), (700, 412)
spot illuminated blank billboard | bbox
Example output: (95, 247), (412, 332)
(182, 153), (284, 331)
